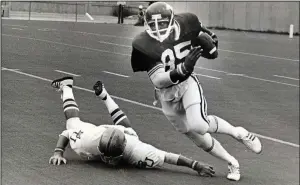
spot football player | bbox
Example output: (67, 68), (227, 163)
(130, 2), (262, 181)
(49, 77), (215, 178)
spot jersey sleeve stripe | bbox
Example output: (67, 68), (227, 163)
(209, 47), (217, 54)
(148, 64), (164, 77)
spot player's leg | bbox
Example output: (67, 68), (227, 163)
(51, 77), (79, 120)
(182, 76), (240, 181)
(51, 77), (96, 130)
(93, 81), (132, 128)
(188, 75), (262, 154)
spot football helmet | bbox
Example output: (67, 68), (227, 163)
(144, 2), (175, 42)
(98, 128), (126, 166)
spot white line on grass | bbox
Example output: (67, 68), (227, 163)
(3, 24), (28, 28)
(273, 75), (299, 81)
(55, 70), (81, 77)
(11, 28), (23, 30)
(195, 73), (221, 80)
(3, 34), (298, 87)
(103, 71), (129, 78)
(2, 34), (131, 56)
(2, 67), (299, 148)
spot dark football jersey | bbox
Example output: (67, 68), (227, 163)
(131, 13), (212, 73)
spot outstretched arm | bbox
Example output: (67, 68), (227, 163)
(49, 131), (70, 165)
(164, 152), (215, 177)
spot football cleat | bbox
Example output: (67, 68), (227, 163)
(51, 76), (73, 91)
(240, 132), (263, 154)
(227, 161), (240, 181)
(93, 81), (107, 100)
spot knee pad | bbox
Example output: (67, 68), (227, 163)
(186, 114), (209, 135)
(185, 132), (214, 151)
(207, 115), (219, 133)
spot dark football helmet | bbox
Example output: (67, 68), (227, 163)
(98, 127), (126, 166)
(144, 2), (175, 42)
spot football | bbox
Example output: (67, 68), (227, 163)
(191, 32), (218, 59)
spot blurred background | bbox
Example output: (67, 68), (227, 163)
(1, 1), (299, 34)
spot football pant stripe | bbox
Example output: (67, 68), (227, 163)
(190, 74), (209, 124)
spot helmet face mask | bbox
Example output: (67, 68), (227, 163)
(144, 2), (175, 42)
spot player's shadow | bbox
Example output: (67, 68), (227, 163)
(77, 159), (217, 179)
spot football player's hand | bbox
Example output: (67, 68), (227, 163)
(211, 34), (218, 48)
(194, 163), (215, 177)
(49, 152), (67, 165)
(182, 47), (203, 75)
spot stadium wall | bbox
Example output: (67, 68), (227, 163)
(8, 1), (299, 34)
(168, 1), (299, 34)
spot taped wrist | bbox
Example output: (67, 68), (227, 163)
(169, 65), (191, 84)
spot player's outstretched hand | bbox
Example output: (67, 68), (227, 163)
(194, 163), (215, 177)
(49, 153), (67, 166)
(183, 47), (203, 74)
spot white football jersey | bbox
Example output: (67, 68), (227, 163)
(60, 126), (106, 160)
(60, 123), (166, 167)
(123, 134), (166, 168)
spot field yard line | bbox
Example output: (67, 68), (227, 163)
(2, 67), (299, 148)
(3, 34), (298, 88)
(2, 34), (131, 56)
(103, 71), (129, 78)
(55, 70), (81, 77)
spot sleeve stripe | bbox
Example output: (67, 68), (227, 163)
(198, 31), (203, 36)
(148, 64), (164, 77)
(209, 47), (217, 54)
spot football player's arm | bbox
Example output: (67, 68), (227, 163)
(49, 130), (70, 165)
(131, 47), (201, 89)
(164, 152), (215, 177)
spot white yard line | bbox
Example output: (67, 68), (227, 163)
(273, 75), (299, 81)
(218, 49), (299, 62)
(3, 24), (28, 28)
(11, 28), (23, 30)
(195, 66), (228, 74)
(103, 71), (129, 78)
(98, 41), (131, 48)
(55, 70), (81, 77)
(2, 34), (131, 56)
(2, 67), (299, 148)
(195, 73), (221, 80)
(3, 34), (298, 88)
(242, 75), (299, 87)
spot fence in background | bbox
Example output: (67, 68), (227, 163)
(2, 1), (299, 34)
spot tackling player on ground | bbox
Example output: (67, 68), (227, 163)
(49, 76), (215, 177)
(130, 2), (262, 181)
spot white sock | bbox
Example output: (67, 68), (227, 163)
(62, 86), (75, 102)
(62, 86), (78, 112)
(208, 138), (238, 165)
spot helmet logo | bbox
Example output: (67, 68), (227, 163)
(151, 14), (162, 20)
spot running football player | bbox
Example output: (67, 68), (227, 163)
(130, 2), (262, 181)
(48, 77), (215, 177)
